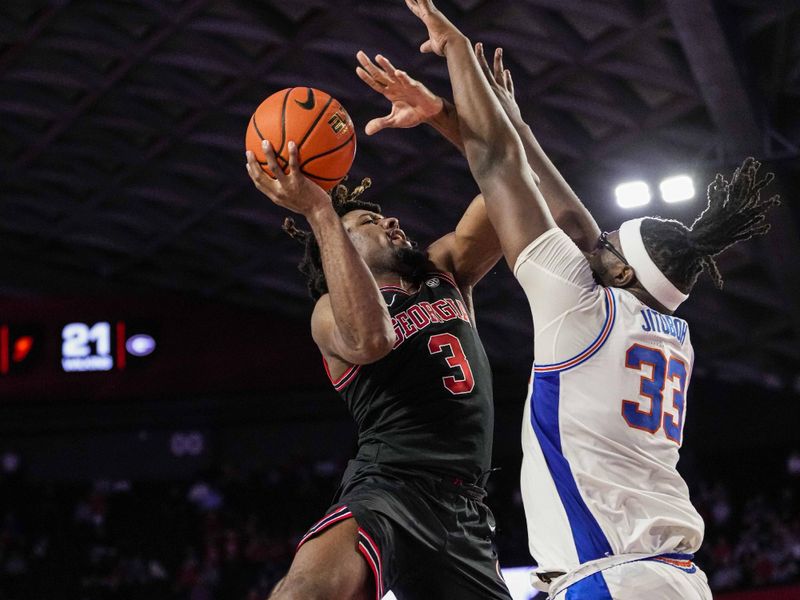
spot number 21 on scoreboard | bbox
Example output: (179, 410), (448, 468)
(621, 343), (688, 444)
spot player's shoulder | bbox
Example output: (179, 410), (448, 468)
(311, 292), (332, 317)
(310, 293), (334, 343)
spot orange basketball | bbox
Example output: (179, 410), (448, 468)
(245, 87), (357, 191)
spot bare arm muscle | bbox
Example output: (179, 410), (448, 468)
(306, 204), (394, 365)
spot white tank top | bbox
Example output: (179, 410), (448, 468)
(513, 228), (704, 572)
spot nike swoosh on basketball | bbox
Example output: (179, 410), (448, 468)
(295, 88), (315, 110)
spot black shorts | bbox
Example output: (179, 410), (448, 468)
(296, 460), (512, 600)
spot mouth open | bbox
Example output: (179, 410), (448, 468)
(388, 228), (407, 243)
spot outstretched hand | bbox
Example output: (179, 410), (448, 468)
(356, 51), (443, 135)
(245, 140), (331, 217)
(405, 0), (462, 56)
(474, 43), (521, 124)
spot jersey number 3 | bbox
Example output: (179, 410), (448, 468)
(428, 333), (474, 395)
(622, 344), (687, 444)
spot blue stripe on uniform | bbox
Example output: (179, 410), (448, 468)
(531, 372), (613, 564)
(564, 572), (613, 600)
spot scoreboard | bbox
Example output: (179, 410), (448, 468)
(60, 321), (156, 372)
(0, 294), (323, 400)
(0, 320), (157, 376)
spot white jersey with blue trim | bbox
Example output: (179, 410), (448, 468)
(513, 228), (704, 574)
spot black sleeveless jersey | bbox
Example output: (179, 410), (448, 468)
(324, 272), (494, 481)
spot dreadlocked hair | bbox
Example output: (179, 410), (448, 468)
(281, 177), (380, 300)
(640, 157), (780, 293)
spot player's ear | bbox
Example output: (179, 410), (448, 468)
(615, 264), (637, 288)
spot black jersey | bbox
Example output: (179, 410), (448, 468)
(323, 271), (494, 481)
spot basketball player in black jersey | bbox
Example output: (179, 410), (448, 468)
(246, 135), (509, 599)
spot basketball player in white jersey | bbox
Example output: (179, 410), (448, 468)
(404, 0), (780, 598)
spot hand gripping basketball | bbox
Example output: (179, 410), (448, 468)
(245, 87), (356, 191)
(245, 140), (331, 217)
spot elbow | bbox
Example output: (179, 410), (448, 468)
(469, 139), (527, 182)
(349, 324), (395, 363)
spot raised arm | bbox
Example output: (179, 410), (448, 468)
(406, 0), (555, 268)
(245, 141), (394, 365)
(474, 43), (600, 251)
(357, 46), (599, 253)
(355, 51), (502, 292)
(355, 51), (463, 152)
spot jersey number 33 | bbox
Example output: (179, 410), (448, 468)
(622, 343), (687, 444)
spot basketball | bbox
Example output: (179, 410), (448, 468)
(245, 87), (357, 191)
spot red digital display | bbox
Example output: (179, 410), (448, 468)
(0, 324), (41, 376)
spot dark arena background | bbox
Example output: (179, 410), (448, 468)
(1, 1), (800, 599)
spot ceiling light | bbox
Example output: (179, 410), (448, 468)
(615, 181), (651, 209)
(660, 175), (695, 203)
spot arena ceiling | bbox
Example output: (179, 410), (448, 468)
(1, 0), (799, 383)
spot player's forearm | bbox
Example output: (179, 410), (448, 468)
(426, 99), (465, 155)
(442, 35), (527, 176)
(513, 122), (600, 251)
(439, 31), (555, 268)
(452, 195), (502, 285)
(306, 205), (394, 352)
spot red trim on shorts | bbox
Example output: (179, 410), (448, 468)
(296, 506), (353, 550)
(357, 527), (384, 600)
(295, 506), (384, 600)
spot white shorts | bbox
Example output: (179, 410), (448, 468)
(549, 554), (712, 600)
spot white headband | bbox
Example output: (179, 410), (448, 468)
(618, 218), (688, 312)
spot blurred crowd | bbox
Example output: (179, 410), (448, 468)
(0, 451), (798, 600)
(692, 450), (800, 592)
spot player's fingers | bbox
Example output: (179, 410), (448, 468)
(375, 54), (399, 81)
(261, 140), (286, 182)
(420, 40), (434, 53)
(245, 151), (275, 191)
(246, 150), (265, 179)
(394, 69), (417, 88)
(357, 51), (389, 84)
(356, 66), (386, 92)
(245, 150), (257, 171)
(474, 42), (495, 83)
(245, 152), (258, 180)
(365, 115), (394, 136)
(287, 140), (300, 175)
(356, 49), (380, 74)
(493, 47), (504, 82)
(504, 69), (514, 94)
